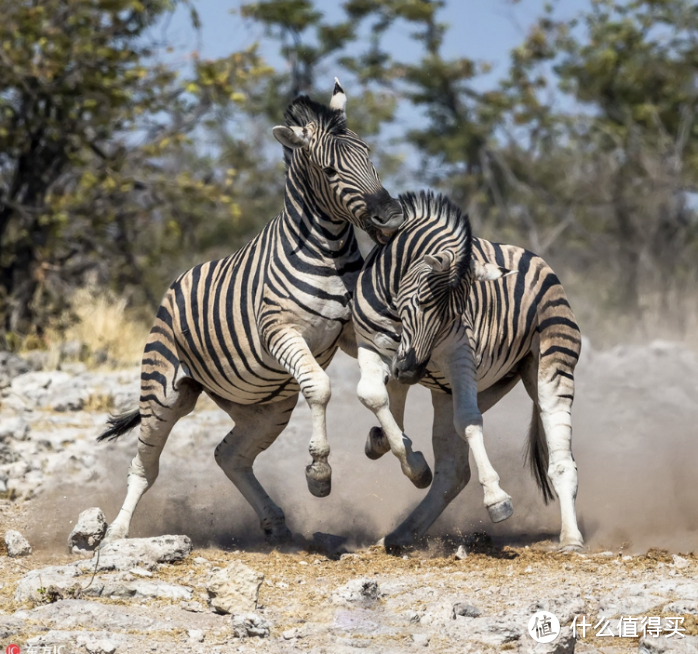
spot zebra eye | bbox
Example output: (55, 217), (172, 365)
(323, 166), (338, 177)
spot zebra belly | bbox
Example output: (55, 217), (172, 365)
(177, 338), (339, 406)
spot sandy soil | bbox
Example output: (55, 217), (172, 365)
(0, 340), (697, 653)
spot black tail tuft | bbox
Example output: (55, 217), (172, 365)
(523, 403), (555, 504)
(97, 409), (141, 442)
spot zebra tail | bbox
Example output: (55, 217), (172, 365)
(524, 403), (555, 504)
(97, 409), (141, 442)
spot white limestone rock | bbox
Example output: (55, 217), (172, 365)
(206, 560), (264, 614)
(5, 529), (32, 557)
(68, 507), (108, 552)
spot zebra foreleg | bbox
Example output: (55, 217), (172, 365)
(384, 390), (470, 552)
(104, 377), (202, 543)
(365, 379), (406, 460)
(435, 342), (513, 523)
(356, 346), (432, 488)
(214, 394), (297, 544)
(267, 330), (333, 497)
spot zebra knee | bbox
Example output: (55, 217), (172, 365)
(453, 409), (482, 439)
(214, 434), (251, 473)
(303, 370), (331, 407)
(547, 458), (577, 485)
(357, 377), (388, 412)
(128, 453), (158, 487)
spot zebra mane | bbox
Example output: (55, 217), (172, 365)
(398, 190), (472, 286)
(284, 95), (347, 135)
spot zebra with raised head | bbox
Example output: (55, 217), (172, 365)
(97, 81), (404, 545)
(353, 190), (584, 552)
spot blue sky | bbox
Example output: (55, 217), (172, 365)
(151, 1), (591, 178)
(157, 0), (590, 86)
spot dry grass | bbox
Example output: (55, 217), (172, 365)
(24, 289), (151, 370)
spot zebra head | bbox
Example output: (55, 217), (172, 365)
(390, 192), (512, 384)
(272, 80), (404, 240)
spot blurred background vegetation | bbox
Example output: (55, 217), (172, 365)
(0, 0), (696, 365)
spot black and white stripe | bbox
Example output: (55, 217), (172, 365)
(97, 86), (404, 544)
(352, 190), (584, 552)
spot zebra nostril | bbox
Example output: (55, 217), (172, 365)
(372, 214), (388, 225)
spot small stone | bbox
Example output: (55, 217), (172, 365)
(206, 560), (264, 614)
(411, 633), (430, 647)
(84, 638), (116, 654)
(231, 613), (270, 639)
(332, 578), (380, 603)
(187, 629), (204, 642)
(98, 535), (192, 564)
(454, 545), (468, 560)
(0, 352), (31, 389)
(672, 554), (690, 569)
(5, 529), (32, 557)
(67, 507), (107, 552)
(180, 600), (206, 613)
(282, 628), (301, 640)
(0, 416), (30, 441)
(452, 602), (481, 619)
(129, 567), (152, 578)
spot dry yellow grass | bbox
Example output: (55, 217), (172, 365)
(24, 289), (151, 369)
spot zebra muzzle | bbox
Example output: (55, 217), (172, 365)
(392, 350), (428, 385)
(364, 191), (405, 237)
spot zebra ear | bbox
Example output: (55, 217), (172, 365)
(272, 125), (312, 149)
(424, 250), (456, 273)
(330, 77), (347, 118)
(470, 260), (515, 281)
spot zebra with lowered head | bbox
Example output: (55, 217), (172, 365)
(353, 190), (584, 552)
(97, 81), (404, 545)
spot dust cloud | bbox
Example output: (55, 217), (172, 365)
(26, 341), (698, 555)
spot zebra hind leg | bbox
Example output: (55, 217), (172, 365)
(521, 354), (584, 552)
(103, 375), (202, 544)
(213, 394), (298, 544)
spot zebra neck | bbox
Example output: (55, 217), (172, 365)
(282, 172), (353, 254)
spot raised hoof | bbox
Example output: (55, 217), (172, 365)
(306, 461), (332, 498)
(365, 426), (390, 460)
(486, 498), (514, 523)
(408, 451), (433, 489)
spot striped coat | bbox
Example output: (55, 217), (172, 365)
(98, 85), (405, 544)
(352, 191), (584, 552)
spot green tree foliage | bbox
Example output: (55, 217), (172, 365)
(497, 0), (698, 319)
(1, 0), (696, 348)
(0, 0), (269, 344)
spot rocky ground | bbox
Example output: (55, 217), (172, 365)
(0, 340), (697, 653)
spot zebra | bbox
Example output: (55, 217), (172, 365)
(352, 190), (584, 552)
(96, 81), (405, 545)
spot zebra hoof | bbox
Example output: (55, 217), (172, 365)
(306, 462), (332, 498)
(383, 534), (413, 556)
(487, 498), (514, 523)
(365, 426), (390, 460)
(265, 524), (293, 545)
(407, 451), (433, 489)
